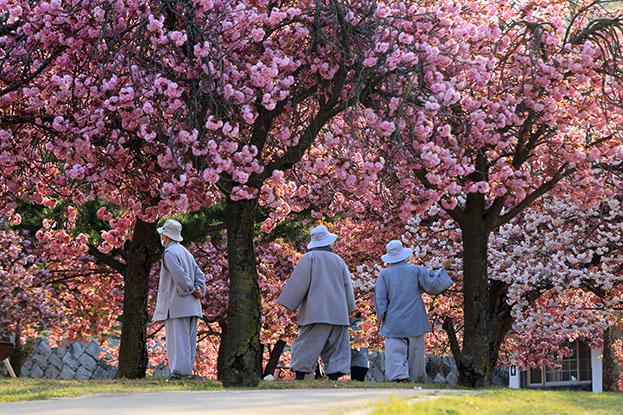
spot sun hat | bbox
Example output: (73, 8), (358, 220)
(381, 240), (413, 264)
(157, 219), (183, 242)
(307, 225), (338, 249)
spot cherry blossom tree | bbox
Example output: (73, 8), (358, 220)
(10, 0), (436, 386)
(4, 0), (623, 389)
(261, 1), (623, 385)
(392, 188), (623, 386)
(348, 1), (623, 386)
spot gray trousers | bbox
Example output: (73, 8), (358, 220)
(291, 323), (350, 375)
(385, 336), (426, 382)
(165, 316), (198, 376)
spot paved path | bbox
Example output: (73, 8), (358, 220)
(0, 388), (472, 415)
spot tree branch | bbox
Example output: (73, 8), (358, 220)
(442, 317), (462, 366)
(494, 165), (571, 229)
(88, 245), (127, 275)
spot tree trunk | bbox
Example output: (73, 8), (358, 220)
(9, 324), (26, 377)
(263, 339), (287, 378)
(216, 319), (227, 381)
(117, 219), (158, 379)
(603, 324), (623, 392)
(459, 196), (492, 387)
(487, 280), (513, 371)
(219, 198), (262, 386)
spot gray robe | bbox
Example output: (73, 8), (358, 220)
(350, 317), (369, 368)
(153, 242), (206, 322)
(278, 250), (356, 326)
(375, 262), (452, 338)
(385, 336), (426, 382)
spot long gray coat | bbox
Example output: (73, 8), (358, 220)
(278, 250), (356, 326)
(375, 262), (452, 338)
(152, 242), (206, 322)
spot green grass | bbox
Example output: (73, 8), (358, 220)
(0, 378), (442, 403)
(5, 378), (620, 414)
(0, 378), (221, 403)
(371, 389), (623, 415)
(258, 379), (449, 390)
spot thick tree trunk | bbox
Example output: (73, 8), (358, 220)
(459, 196), (492, 387)
(603, 324), (623, 392)
(219, 198), (262, 387)
(117, 219), (158, 379)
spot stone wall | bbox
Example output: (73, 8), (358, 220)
(1, 338), (508, 385)
(0, 338), (170, 380)
(367, 351), (509, 386)
(14, 339), (117, 380)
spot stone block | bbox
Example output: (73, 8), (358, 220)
(152, 365), (170, 378)
(445, 372), (459, 385)
(56, 345), (67, 358)
(62, 352), (79, 370)
(79, 353), (98, 371)
(70, 342), (85, 358)
(35, 339), (53, 358)
(84, 341), (101, 359)
(48, 353), (62, 370)
(21, 357), (33, 371)
(433, 373), (447, 384)
(29, 365), (44, 378)
(59, 366), (75, 379)
(44, 365), (61, 378)
(33, 353), (50, 367)
(442, 356), (458, 373)
(426, 355), (444, 378)
(93, 366), (110, 380)
(367, 351), (386, 382)
(75, 366), (92, 380)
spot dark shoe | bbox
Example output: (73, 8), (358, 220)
(350, 366), (368, 381)
(393, 378), (410, 383)
(328, 372), (345, 381)
(168, 373), (192, 381)
(295, 371), (308, 380)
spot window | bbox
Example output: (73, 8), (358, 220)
(546, 343), (578, 382)
(528, 367), (543, 385)
(578, 341), (592, 381)
(527, 340), (592, 386)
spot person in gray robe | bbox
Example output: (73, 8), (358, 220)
(278, 225), (356, 380)
(152, 219), (206, 379)
(349, 311), (369, 381)
(375, 240), (453, 383)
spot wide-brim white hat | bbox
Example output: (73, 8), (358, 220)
(157, 219), (183, 242)
(307, 225), (338, 249)
(381, 240), (413, 264)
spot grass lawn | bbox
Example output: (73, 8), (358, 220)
(0, 378), (222, 403)
(371, 389), (623, 415)
(0, 377), (435, 403)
